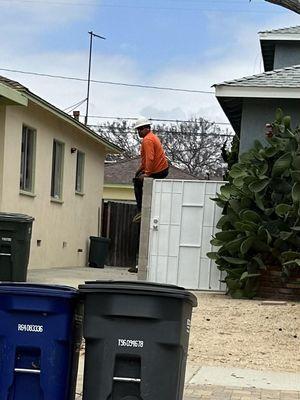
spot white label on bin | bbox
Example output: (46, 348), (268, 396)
(186, 319), (191, 334)
(1, 237), (12, 242)
(18, 324), (44, 333)
(118, 339), (144, 348)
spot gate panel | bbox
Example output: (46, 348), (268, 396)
(147, 180), (226, 291)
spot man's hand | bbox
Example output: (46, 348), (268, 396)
(135, 169), (144, 178)
(137, 173), (146, 181)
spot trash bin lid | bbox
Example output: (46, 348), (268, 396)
(79, 280), (197, 307)
(0, 283), (78, 298)
(0, 212), (34, 223)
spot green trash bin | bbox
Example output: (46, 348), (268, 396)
(0, 213), (34, 282)
(88, 236), (110, 268)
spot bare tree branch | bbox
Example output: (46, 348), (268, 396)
(96, 118), (230, 178)
(264, 0), (300, 13)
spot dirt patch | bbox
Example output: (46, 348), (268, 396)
(188, 293), (300, 373)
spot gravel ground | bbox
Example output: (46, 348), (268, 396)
(188, 293), (300, 373)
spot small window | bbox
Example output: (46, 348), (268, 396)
(75, 151), (85, 193)
(20, 125), (36, 192)
(51, 139), (64, 200)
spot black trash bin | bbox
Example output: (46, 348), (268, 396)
(0, 212), (34, 281)
(79, 280), (197, 400)
(88, 236), (110, 268)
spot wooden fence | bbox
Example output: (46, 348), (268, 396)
(101, 201), (140, 268)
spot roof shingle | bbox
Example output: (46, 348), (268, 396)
(259, 26), (300, 35)
(0, 76), (29, 92)
(215, 65), (300, 88)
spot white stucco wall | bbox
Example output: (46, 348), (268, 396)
(1, 101), (106, 269)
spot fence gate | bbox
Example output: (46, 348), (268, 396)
(102, 201), (140, 268)
(147, 180), (226, 291)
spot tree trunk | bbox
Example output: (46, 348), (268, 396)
(265, 0), (300, 13)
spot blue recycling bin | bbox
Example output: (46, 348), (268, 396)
(0, 283), (83, 400)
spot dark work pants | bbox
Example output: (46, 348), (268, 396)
(133, 168), (169, 212)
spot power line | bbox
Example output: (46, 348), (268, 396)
(63, 97), (87, 112)
(86, 115), (231, 125)
(0, 67), (214, 94)
(95, 127), (234, 137)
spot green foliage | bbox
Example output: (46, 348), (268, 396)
(208, 109), (300, 299)
(222, 134), (240, 180)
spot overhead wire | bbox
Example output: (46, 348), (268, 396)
(87, 115), (231, 125)
(0, 67), (214, 94)
(93, 125), (234, 137)
(0, 68), (232, 128)
(63, 98), (87, 112)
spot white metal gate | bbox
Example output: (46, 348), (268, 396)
(147, 179), (226, 291)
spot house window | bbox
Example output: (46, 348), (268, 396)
(20, 125), (36, 192)
(75, 151), (85, 193)
(51, 139), (64, 200)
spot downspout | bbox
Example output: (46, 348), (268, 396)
(0, 105), (6, 211)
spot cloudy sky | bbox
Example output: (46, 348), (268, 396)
(1, 0), (300, 129)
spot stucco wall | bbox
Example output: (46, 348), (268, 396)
(240, 98), (300, 154)
(274, 42), (300, 70)
(1, 101), (105, 269)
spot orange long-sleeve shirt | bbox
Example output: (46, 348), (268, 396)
(140, 131), (168, 176)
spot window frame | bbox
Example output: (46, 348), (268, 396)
(75, 150), (85, 194)
(20, 124), (36, 194)
(50, 139), (65, 201)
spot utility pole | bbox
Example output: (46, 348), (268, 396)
(85, 31), (106, 126)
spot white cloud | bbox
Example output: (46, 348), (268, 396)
(0, 0), (96, 25)
(1, 6), (300, 130)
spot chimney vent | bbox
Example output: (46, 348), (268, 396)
(73, 111), (80, 120)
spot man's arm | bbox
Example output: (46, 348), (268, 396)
(143, 139), (155, 176)
(135, 165), (144, 177)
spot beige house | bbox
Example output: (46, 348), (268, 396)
(0, 76), (120, 269)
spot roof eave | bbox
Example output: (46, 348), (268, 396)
(26, 92), (121, 154)
(215, 84), (300, 136)
(0, 82), (28, 106)
(215, 85), (300, 99)
(259, 33), (300, 41)
(260, 40), (275, 72)
(215, 95), (242, 136)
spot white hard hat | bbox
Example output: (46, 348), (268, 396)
(133, 117), (151, 129)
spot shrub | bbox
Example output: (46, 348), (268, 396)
(208, 110), (300, 298)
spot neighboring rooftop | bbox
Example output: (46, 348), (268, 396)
(214, 65), (300, 135)
(0, 75), (28, 92)
(104, 158), (200, 185)
(216, 65), (300, 88)
(260, 26), (300, 36)
(259, 26), (300, 72)
(0, 75), (121, 153)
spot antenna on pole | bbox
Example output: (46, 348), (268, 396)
(85, 31), (106, 126)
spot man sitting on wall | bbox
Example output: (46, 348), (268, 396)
(132, 117), (169, 223)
